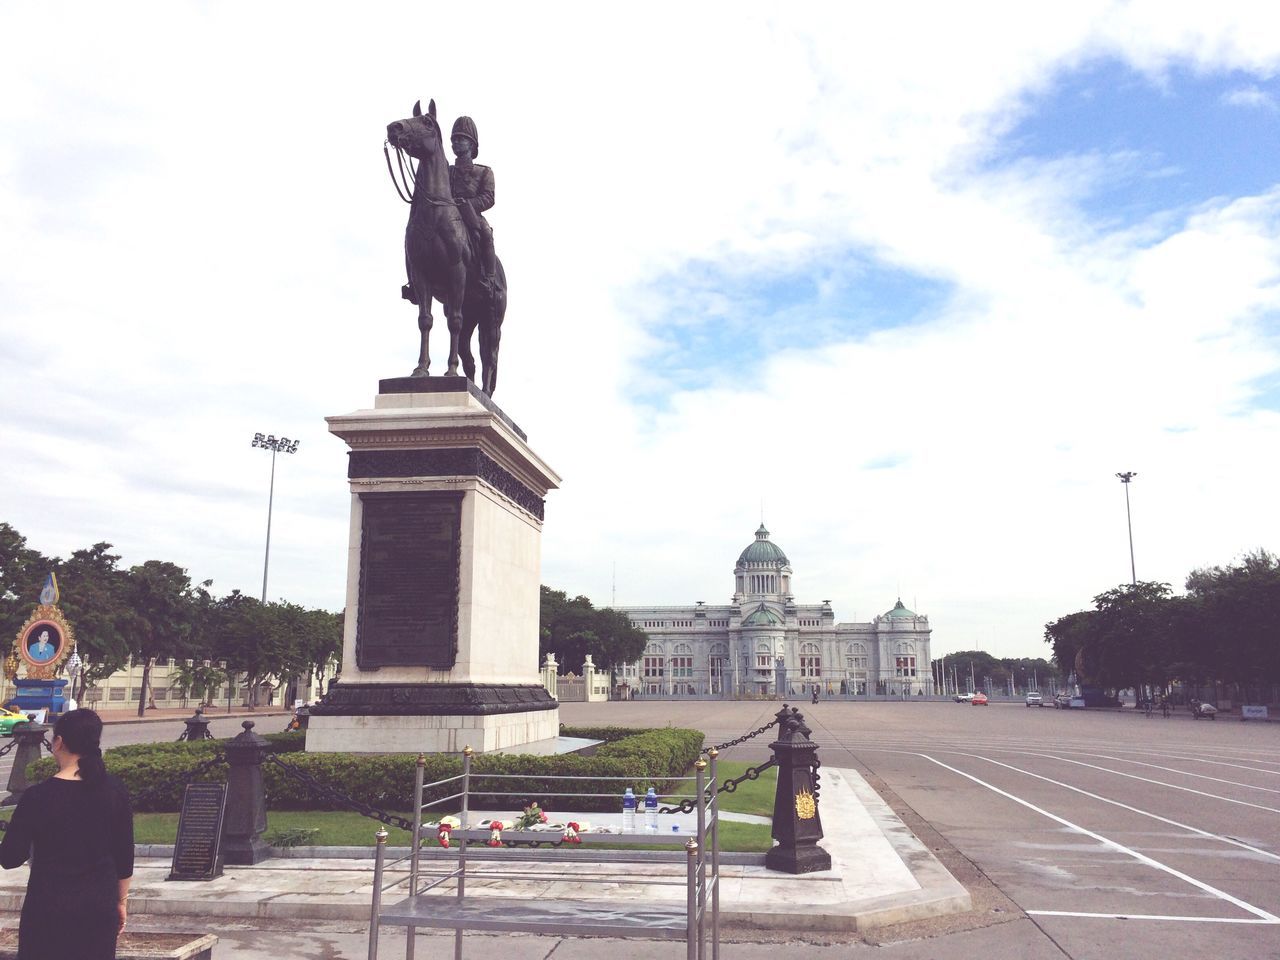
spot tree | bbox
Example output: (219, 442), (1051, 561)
(169, 659), (229, 707)
(1186, 550), (1280, 691)
(55, 543), (131, 701)
(0, 522), (50, 640)
(1044, 610), (1095, 681)
(294, 606), (343, 698)
(120, 561), (199, 716)
(539, 586), (647, 673)
(205, 591), (274, 708)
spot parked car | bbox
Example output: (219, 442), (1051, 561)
(971, 692), (989, 705)
(1025, 691), (1043, 707)
(1053, 693), (1073, 709)
(0, 705), (33, 735)
(954, 693), (974, 703)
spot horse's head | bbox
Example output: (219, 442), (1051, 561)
(387, 99), (443, 162)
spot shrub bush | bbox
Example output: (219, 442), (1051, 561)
(26, 729), (306, 810)
(55, 726), (704, 814)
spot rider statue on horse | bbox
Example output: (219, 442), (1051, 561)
(402, 115), (498, 307)
(385, 99), (509, 395)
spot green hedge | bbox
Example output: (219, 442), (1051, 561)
(26, 730), (306, 811)
(32, 726), (704, 814)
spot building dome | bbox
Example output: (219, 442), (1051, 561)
(737, 524), (789, 566)
(742, 603), (785, 627)
(884, 598), (917, 619)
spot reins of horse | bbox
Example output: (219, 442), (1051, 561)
(383, 141), (461, 208)
(384, 141), (415, 203)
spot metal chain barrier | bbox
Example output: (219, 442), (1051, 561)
(659, 756), (778, 814)
(265, 753), (415, 833)
(0, 739), (18, 760)
(706, 717), (778, 754)
(809, 755), (821, 804)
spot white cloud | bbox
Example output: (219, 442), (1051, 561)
(1221, 85), (1278, 110)
(2, 2), (1280, 659)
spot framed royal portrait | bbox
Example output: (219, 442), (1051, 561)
(15, 605), (74, 678)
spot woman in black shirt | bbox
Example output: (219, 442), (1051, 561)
(0, 708), (134, 960)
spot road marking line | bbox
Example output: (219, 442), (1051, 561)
(918, 753), (1280, 922)
(1026, 754), (1280, 814)
(968, 754), (1280, 863)
(1195, 758), (1280, 776)
(1027, 911), (1279, 924)
(1077, 754), (1280, 793)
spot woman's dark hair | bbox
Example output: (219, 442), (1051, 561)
(53, 709), (106, 784)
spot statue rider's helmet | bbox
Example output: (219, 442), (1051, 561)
(451, 116), (479, 158)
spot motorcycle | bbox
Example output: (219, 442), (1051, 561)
(1189, 698), (1218, 720)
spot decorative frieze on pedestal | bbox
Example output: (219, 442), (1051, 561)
(307, 378), (561, 755)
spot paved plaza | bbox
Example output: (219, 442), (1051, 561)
(3, 701), (1278, 958)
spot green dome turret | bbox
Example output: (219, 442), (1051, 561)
(884, 598), (916, 619)
(742, 603), (785, 627)
(737, 524), (789, 566)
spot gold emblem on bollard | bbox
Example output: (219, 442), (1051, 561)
(795, 787), (816, 820)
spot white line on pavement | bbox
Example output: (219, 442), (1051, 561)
(1027, 754), (1280, 814)
(1194, 758), (1280, 776)
(1026, 911), (1280, 924)
(918, 753), (1280, 923)
(968, 754), (1280, 863)
(1078, 754), (1280, 794)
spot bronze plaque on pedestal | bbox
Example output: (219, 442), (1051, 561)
(356, 491), (462, 669)
(167, 782), (227, 881)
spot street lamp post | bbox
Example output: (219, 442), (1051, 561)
(1116, 472), (1137, 586)
(252, 433), (300, 602)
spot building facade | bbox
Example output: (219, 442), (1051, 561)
(0, 657), (331, 713)
(616, 526), (932, 698)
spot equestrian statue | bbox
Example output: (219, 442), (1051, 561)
(385, 99), (507, 396)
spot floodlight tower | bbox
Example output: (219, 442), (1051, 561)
(1116, 471), (1137, 586)
(252, 433), (300, 602)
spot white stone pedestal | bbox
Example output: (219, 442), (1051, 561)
(307, 378), (560, 755)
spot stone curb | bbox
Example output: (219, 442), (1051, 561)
(99, 710), (290, 727)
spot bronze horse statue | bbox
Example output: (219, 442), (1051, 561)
(385, 99), (506, 395)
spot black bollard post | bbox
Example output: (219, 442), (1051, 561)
(2, 723), (51, 806)
(764, 705), (831, 874)
(177, 707), (214, 742)
(222, 720), (270, 865)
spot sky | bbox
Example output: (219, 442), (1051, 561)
(3, 2), (1280, 660)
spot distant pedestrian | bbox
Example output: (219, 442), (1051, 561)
(0, 708), (134, 959)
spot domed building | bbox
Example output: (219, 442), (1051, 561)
(616, 526), (933, 698)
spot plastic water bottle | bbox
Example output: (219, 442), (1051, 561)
(622, 787), (636, 833)
(644, 787), (658, 833)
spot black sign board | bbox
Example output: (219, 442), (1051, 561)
(167, 783), (228, 881)
(356, 491), (462, 670)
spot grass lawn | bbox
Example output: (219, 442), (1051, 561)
(706, 761), (776, 818)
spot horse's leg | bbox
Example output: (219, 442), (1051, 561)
(412, 289), (432, 377)
(484, 319), (501, 396)
(459, 294), (478, 383)
(443, 276), (465, 377)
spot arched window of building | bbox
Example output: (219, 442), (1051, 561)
(800, 641), (822, 678)
(846, 642), (869, 674)
(755, 640), (772, 671)
(670, 643), (694, 679)
(894, 641), (917, 679)
(708, 642), (728, 691)
(643, 642), (664, 680)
